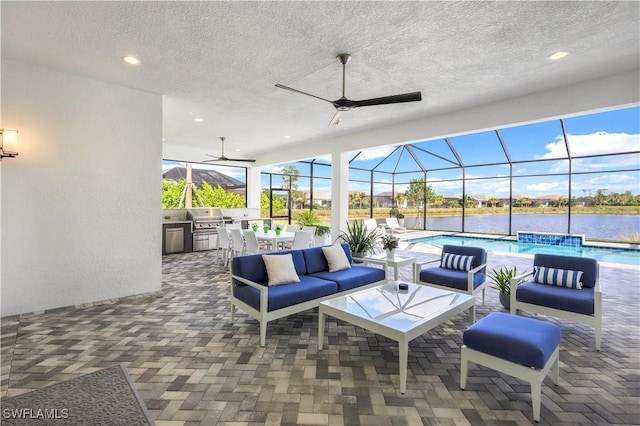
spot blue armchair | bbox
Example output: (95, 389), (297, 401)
(510, 253), (601, 350)
(413, 245), (487, 322)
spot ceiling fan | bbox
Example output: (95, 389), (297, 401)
(275, 53), (422, 126)
(202, 137), (256, 163)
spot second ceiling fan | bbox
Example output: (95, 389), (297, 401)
(275, 53), (422, 126)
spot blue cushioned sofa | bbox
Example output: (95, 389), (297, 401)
(230, 243), (386, 346)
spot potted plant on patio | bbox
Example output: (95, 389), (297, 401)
(338, 220), (379, 258)
(297, 210), (331, 245)
(389, 208), (405, 226)
(381, 234), (399, 259)
(489, 265), (525, 309)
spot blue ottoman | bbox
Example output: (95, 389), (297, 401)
(460, 312), (561, 422)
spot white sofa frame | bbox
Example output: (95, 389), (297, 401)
(230, 264), (386, 347)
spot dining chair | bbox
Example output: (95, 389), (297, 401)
(291, 231), (314, 249)
(216, 226), (232, 266)
(229, 228), (246, 258)
(242, 230), (264, 254)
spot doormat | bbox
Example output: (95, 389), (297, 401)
(1, 364), (155, 425)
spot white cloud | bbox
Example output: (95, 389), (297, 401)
(351, 146), (396, 161)
(541, 131), (639, 159)
(525, 181), (568, 192)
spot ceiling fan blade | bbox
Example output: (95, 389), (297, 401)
(222, 158), (256, 163)
(352, 91), (422, 108)
(275, 84), (332, 103)
(328, 110), (344, 126)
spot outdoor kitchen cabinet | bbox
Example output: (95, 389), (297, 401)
(162, 222), (193, 255)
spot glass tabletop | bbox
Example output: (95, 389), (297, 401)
(321, 282), (473, 332)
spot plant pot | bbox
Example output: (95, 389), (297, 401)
(275, 229), (281, 235)
(498, 292), (510, 310)
(398, 218), (405, 227)
(386, 249), (395, 259)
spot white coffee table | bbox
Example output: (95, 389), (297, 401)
(318, 281), (474, 393)
(364, 253), (417, 280)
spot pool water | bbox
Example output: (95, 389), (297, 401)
(408, 235), (640, 267)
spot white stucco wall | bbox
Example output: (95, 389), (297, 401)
(1, 60), (162, 317)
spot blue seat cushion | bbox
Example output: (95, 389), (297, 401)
(516, 281), (595, 315)
(234, 275), (337, 311)
(463, 312), (561, 369)
(232, 249), (307, 286)
(310, 265), (385, 292)
(419, 267), (485, 291)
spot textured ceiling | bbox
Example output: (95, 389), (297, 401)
(2, 1), (639, 164)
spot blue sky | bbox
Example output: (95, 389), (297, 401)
(165, 106), (640, 198)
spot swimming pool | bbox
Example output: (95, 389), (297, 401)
(408, 234), (640, 267)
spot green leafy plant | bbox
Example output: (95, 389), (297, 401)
(338, 220), (380, 256)
(381, 234), (399, 251)
(297, 210), (330, 236)
(389, 207), (405, 220)
(489, 266), (525, 295)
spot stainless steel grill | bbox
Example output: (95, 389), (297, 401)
(188, 208), (231, 251)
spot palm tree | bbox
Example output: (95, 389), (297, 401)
(488, 196), (500, 207)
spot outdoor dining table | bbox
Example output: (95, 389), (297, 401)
(254, 230), (295, 251)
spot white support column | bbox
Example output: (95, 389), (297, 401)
(331, 151), (350, 242)
(246, 166), (262, 209)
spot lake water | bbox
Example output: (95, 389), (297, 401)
(404, 214), (639, 241)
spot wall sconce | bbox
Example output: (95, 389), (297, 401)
(0, 128), (19, 159)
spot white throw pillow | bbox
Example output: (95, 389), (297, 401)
(262, 254), (300, 286)
(321, 244), (352, 272)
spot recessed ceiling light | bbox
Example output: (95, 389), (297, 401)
(549, 51), (568, 60)
(284, 135), (291, 139)
(122, 55), (140, 65)
(194, 118), (204, 122)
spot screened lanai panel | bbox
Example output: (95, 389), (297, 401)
(394, 171), (425, 184)
(512, 159), (570, 176)
(499, 120), (567, 161)
(464, 164), (510, 179)
(447, 131), (508, 166)
(571, 171), (640, 204)
(373, 146), (403, 173)
(464, 176), (511, 198)
(410, 139), (459, 167)
(349, 146), (397, 170)
(312, 162), (332, 179)
(572, 153), (640, 173)
(349, 168), (371, 182)
(564, 106), (640, 156)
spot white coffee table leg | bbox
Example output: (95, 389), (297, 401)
(394, 266), (399, 281)
(399, 338), (408, 393)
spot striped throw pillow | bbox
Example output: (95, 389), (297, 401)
(534, 266), (583, 289)
(441, 253), (475, 271)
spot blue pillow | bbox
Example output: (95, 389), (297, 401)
(534, 266), (583, 289)
(441, 253), (475, 271)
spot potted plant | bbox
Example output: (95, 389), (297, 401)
(275, 225), (282, 235)
(251, 223), (259, 232)
(381, 234), (399, 259)
(297, 210), (331, 245)
(488, 265), (525, 309)
(337, 220), (380, 258)
(389, 208), (405, 226)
